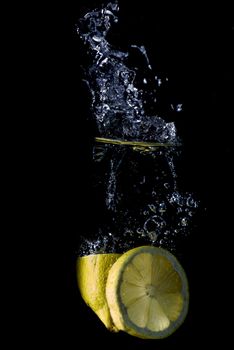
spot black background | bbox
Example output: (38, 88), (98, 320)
(32, 1), (233, 348)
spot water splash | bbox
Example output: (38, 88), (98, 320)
(77, 2), (199, 256)
(77, 1), (180, 143)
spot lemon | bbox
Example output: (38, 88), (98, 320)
(106, 246), (189, 339)
(77, 253), (121, 331)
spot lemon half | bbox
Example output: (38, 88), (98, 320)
(77, 253), (121, 331)
(106, 246), (189, 339)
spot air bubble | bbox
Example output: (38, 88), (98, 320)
(149, 231), (157, 242)
(148, 204), (156, 213)
(181, 218), (188, 226)
(176, 104), (183, 112)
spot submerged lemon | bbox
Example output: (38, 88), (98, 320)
(77, 253), (121, 331)
(106, 246), (189, 339)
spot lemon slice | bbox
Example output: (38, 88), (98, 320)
(106, 246), (189, 339)
(77, 253), (121, 331)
